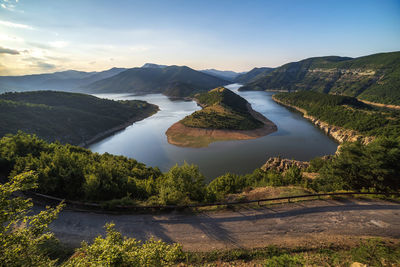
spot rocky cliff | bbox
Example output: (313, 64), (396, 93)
(272, 95), (375, 145)
(261, 156), (310, 172)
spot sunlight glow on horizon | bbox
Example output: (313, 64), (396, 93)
(0, 0), (399, 75)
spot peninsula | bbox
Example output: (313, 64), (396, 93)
(166, 87), (277, 147)
(0, 91), (159, 146)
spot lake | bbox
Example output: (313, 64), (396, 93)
(90, 84), (338, 180)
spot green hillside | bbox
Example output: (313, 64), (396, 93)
(84, 65), (228, 97)
(180, 87), (264, 130)
(234, 67), (274, 84)
(0, 91), (158, 145)
(240, 52), (400, 105)
(273, 91), (400, 138)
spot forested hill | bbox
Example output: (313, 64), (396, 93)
(234, 67), (275, 84)
(180, 87), (264, 130)
(240, 51), (400, 105)
(84, 65), (229, 97)
(0, 91), (158, 145)
(273, 91), (400, 138)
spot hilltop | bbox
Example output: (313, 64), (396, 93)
(0, 67), (127, 93)
(0, 91), (158, 145)
(240, 51), (400, 105)
(166, 87), (276, 147)
(181, 87), (263, 130)
(84, 65), (229, 97)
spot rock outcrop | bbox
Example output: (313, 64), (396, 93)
(272, 96), (375, 145)
(261, 156), (310, 172)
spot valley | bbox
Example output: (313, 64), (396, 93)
(89, 84), (338, 179)
(1, 1), (399, 265)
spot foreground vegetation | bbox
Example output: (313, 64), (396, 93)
(181, 87), (264, 130)
(1, 132), (399, 207)
(240, 51), (400, 105)
(274, 91), (400, 138)
(0, 91), (158, 145)
(2, 173), (400, 266)
(2, 173), (399, 266)
(0, 172), (184, 266)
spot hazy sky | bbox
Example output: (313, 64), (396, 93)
(0, 0), (399, 75)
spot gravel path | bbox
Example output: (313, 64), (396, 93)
(49, 199), (400, 251)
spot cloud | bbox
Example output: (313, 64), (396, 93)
(1, 0), (18, 11)
(0, 20), (33, 29)
(27, 42), (52, 49)
(0, 46), (19, 55)
(49, 41), (69, 48)
(22, 57), (56, 70)
(129, 45), (151, 52)
(0, 33), (24, 42)
(36, 61), (56, 70)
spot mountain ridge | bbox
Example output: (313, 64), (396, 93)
(84, 65), (229, 97)
(240, 51), (400, 105)
(0, 67), (127, 93)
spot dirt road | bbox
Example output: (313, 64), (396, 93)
(49, 199), (400, 251)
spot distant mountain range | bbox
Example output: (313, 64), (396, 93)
(141, 63), (168, 69)
(84, 65), (229, 97)
(240, 51), (400, 105)
(0, 67), (127, 93)
(2, 51), (399, 105)
(200, 69), (245, 81)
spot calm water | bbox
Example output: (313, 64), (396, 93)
(90, 84), (338, 180)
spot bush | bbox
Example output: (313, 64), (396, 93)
(0, 171), (64, 267)
(207, 173), (246, 200)
(264, 254), (304, 267)
(63, 223), (184, 267)
(283, 166), (303, 185)
(159, 163), (206, 205)
(312, 136), (400, 192)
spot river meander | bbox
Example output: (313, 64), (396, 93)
(89, 84), (338, 180)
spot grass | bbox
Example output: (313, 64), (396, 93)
(180, 239), (400, 266)
(181, 87), (264, 130)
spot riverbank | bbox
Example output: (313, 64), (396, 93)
(272, 95), (374, 145)
(166, 104), (277, 148)
(80, 104), (159, 147)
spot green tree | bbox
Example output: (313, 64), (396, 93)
(314, 137), (400, 192)
(159, 163), (206, 205)
(0, 171), (64, 267)
(207, 173), (246, 200)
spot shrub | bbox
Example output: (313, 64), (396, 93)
(63, 223), (184, 267)
(159, 163), (206, 205)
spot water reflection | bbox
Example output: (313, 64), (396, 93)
(90, 84), (338, 180)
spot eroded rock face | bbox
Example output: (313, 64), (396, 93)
(261, 156), (310, 172)
(304, 114), (374, 145)
(272, 96), (375, 145)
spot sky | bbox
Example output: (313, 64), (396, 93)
(0, 0), (399, 75)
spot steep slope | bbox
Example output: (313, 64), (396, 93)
(0, 68), (127, 92)
(240, 52), (400, 105)
(181, 87), (263, 130)
(84, 65), (229, 97)
(234, 67), (274, 84)
(0, 91), (158, 145)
